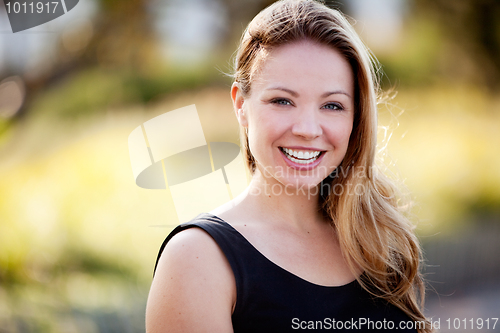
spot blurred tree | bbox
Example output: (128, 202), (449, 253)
(75, 0), (157, 71)
(218, 0), (350, 47)
(5, 0), (159, 119)
(416, 0), (500, 90)
(11, 0), (283, 120)
(218, 0), (274, 48)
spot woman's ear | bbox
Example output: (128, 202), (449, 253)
(231, 82), (248, 128)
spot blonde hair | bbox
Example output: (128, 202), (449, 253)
(232, 0), (431, 331)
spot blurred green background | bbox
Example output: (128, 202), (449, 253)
(0, 0), (499, 332)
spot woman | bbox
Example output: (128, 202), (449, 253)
(146, 0), (431, 332)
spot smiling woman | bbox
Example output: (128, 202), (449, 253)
(146, 1), (432, 332)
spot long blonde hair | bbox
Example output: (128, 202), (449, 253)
(232, 0), (431, 331)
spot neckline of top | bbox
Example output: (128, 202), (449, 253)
(197, 212), (360, 290)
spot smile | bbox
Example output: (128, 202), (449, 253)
(279, 147), (324, 165)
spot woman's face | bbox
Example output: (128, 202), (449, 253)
(232, 39), (355, 191)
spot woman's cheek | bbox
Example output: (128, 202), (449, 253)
(328, 123), (352, 147)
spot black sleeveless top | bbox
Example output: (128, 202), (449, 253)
(154, 213), (417, 332)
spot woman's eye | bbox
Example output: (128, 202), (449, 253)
(323, 103), (343, 111)
(271, 98), (292, 106)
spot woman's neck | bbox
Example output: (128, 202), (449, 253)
(239, 169), (327, 232)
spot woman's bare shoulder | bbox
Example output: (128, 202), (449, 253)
(146, 228), (235, 333)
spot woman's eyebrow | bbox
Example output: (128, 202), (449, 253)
(265, 86), (351, 98)
(265, 86), (299, 97)
(322, 90), (351, 98)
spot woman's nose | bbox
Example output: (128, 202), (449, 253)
(291, 108), (323, 140)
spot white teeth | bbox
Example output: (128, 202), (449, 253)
(280, 147), (322, 164)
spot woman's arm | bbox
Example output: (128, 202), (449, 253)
(146, 228), (236, 332)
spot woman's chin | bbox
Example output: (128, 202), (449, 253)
(273, 177), (324, 196)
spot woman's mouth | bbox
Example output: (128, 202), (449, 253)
(279, 147), (324, 165)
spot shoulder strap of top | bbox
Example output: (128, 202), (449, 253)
(153, 213), (256, 280)
(153, 213), (286, 318)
